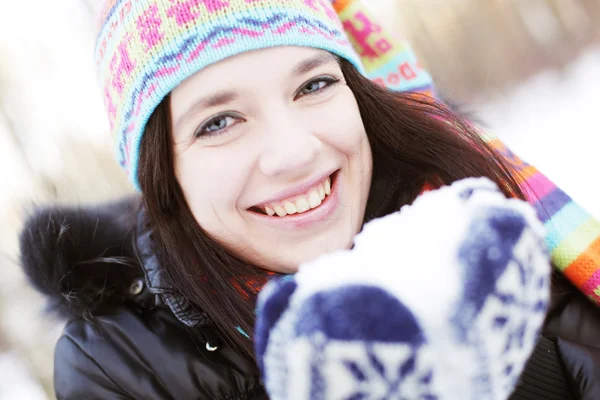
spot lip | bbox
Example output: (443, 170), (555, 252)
(247, 171), (341, 230)
(250, 169), (337, 209)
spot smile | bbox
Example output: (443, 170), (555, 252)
(255, 178), (331, 217)
(249, 171), (339, 221)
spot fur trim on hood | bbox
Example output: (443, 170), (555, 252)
(19, 196), (143, 320)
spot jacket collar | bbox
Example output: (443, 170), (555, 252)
(136, 208), (209, 327)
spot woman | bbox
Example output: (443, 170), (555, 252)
(19, 0), (600, 398)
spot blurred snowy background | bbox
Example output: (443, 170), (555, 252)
(0, 0), (598, 398)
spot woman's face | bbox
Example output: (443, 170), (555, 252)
(170, 46), (372, 273)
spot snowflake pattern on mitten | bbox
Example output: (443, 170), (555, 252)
(255, 178), (551, 400)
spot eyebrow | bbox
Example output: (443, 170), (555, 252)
(174, 91), (238, 130)
(173, 53), (337, 130)
(292, 53), (337, 76)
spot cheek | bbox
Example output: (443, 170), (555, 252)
(311, 90), (367, 153)
(174, 147), (250, 226)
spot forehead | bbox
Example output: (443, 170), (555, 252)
(172, 46), (336, 97)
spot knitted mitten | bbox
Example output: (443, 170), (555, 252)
(255, 177), (551, 400)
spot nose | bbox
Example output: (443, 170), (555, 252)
(258, 113), (322, 177)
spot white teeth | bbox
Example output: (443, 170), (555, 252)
(295, 197), (310, 213)
(261, 175), (333, 217)
(283, 202), (297, 215)
(308, 191), (321, 208)
(274, 206), (286, 217)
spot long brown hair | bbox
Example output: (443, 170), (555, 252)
(137, 58), (524, 362)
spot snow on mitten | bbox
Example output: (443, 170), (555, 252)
(254, 177), (551, 400)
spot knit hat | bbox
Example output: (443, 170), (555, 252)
(96, 0), (434, 188)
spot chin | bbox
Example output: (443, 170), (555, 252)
(258, 232), (356, 274)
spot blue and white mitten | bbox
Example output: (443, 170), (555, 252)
(255, 178), (551, 400)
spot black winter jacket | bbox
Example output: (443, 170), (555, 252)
(19, 197), (600, 399)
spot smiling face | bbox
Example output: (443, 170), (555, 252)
(170, 46), (372, 273)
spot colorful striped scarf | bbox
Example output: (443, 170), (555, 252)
(334, 0), (600, 304)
